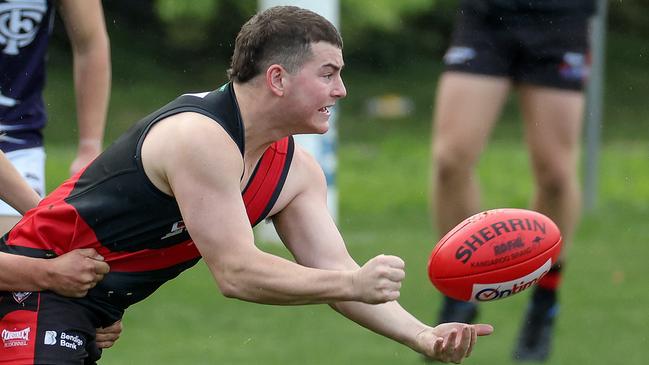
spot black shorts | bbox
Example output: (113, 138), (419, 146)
(443, 5), (591, 90)
(0, 291), (101, 365)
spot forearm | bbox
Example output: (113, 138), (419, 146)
(73, 39), (110, 145)
(209, 249), (356, 305)
(0, 252), (51, 291)
(0, 152), (40, 214)
(331, 300), (428, 350)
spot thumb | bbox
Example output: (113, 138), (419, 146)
(474, 324), (494, 336)
(75, 248), (105, 261)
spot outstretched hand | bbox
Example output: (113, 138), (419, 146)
(46, 248), (110, 297)
(414, 322), (494, 363)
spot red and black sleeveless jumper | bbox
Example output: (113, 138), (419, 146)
(0, 83), (294, 326)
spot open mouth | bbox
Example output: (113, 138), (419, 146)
(318, 106), (331, 115)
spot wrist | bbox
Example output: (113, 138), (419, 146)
(34, 259), (54, 291)
(77, 138), (103, 153)
(344, 269), (358, 301)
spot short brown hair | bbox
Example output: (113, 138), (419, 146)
(228, 6), (343, 83)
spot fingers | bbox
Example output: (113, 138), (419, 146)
(96, 321), (122, 349)
(474, 323), (494, 336)
(377, 254), (405, 269)
(424, 323), (492, 363)
(374, 255), (406, 282)
(466, 325), (477, 358)
(74, 248), (105, 261)
(91, 258), (110, 275)
(356, 255), (407, 303)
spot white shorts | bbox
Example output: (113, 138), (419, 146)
(0, 147), (46, 216)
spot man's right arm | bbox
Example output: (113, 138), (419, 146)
(146, 113), (390, 305)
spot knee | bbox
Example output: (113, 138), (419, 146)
(433, 145), (476, 185)
(535, 166), (576, 198)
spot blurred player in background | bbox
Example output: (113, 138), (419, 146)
(430, 0), (594, 361)
(0, 0), (111, 234)
(1, 6), (492, 364)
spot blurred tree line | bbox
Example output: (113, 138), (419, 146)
(93, 0), (648, 70)
(44, 0), (647, 145)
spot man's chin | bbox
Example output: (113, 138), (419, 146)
(296, 123), (329, 135)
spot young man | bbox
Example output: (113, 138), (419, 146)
(0, 0), (111, 234)
(1, 6), (491, 364)
(0, 149), (121, 350)
(430, 0), (594, 361)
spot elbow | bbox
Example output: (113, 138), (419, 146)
(213, 263), (249, 300)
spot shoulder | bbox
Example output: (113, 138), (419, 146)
(141, 112), (243, 196)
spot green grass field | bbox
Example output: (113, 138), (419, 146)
(39, 31), (649, 364)
(43, 139), (649, 365)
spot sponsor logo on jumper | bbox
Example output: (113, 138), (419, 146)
(0, 0), (47, 55)
(471, 260), (552, 302)
(44, 330), (57, 345)
(12, 291), (31, 304)
(455, 218), (546, 264)
(58, 332), (84, 350)
(161, 220), (187, 240)
(2, 327), (30, 347)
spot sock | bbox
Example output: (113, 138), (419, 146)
(537, 263), (562, 291)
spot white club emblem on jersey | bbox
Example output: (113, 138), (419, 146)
(12, 291), (31, 304)
(0, 0), (47, 55)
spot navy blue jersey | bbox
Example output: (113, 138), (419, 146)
(0, 0), (54, 151)
(1, 83), (295, 325)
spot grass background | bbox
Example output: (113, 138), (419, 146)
(39, 31), (649, 364)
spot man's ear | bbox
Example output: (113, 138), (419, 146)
(266, 64), (286, 96)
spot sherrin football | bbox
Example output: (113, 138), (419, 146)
(427, 208), (562, 302)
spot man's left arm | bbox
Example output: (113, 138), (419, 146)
(58, 0), (111, 174)
(272, 148), (492, 363)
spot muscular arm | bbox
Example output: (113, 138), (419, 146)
(272, 148), (425, 346)
(273, 147), (493, 361)
(145, 114), (375, 305)
(58, 0), (111, 174)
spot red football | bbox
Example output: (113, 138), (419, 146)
(427, 208), (562, 302)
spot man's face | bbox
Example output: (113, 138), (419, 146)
(283, 42), (346, 135)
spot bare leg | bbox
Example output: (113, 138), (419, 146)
(431, 72), (511, 324)
(431, 72), (511, 235)
(519, 85), (585, 260)
(512, 85), (585, 361)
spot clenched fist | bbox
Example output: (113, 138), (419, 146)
(44, 248), (110, 297)
(352, 254), (405, 304)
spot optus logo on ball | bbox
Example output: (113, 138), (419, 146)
(470, 260), (552, 302)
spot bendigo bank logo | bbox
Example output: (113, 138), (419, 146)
(455, 218), (546, 264)
(471, 260), (552, 302)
